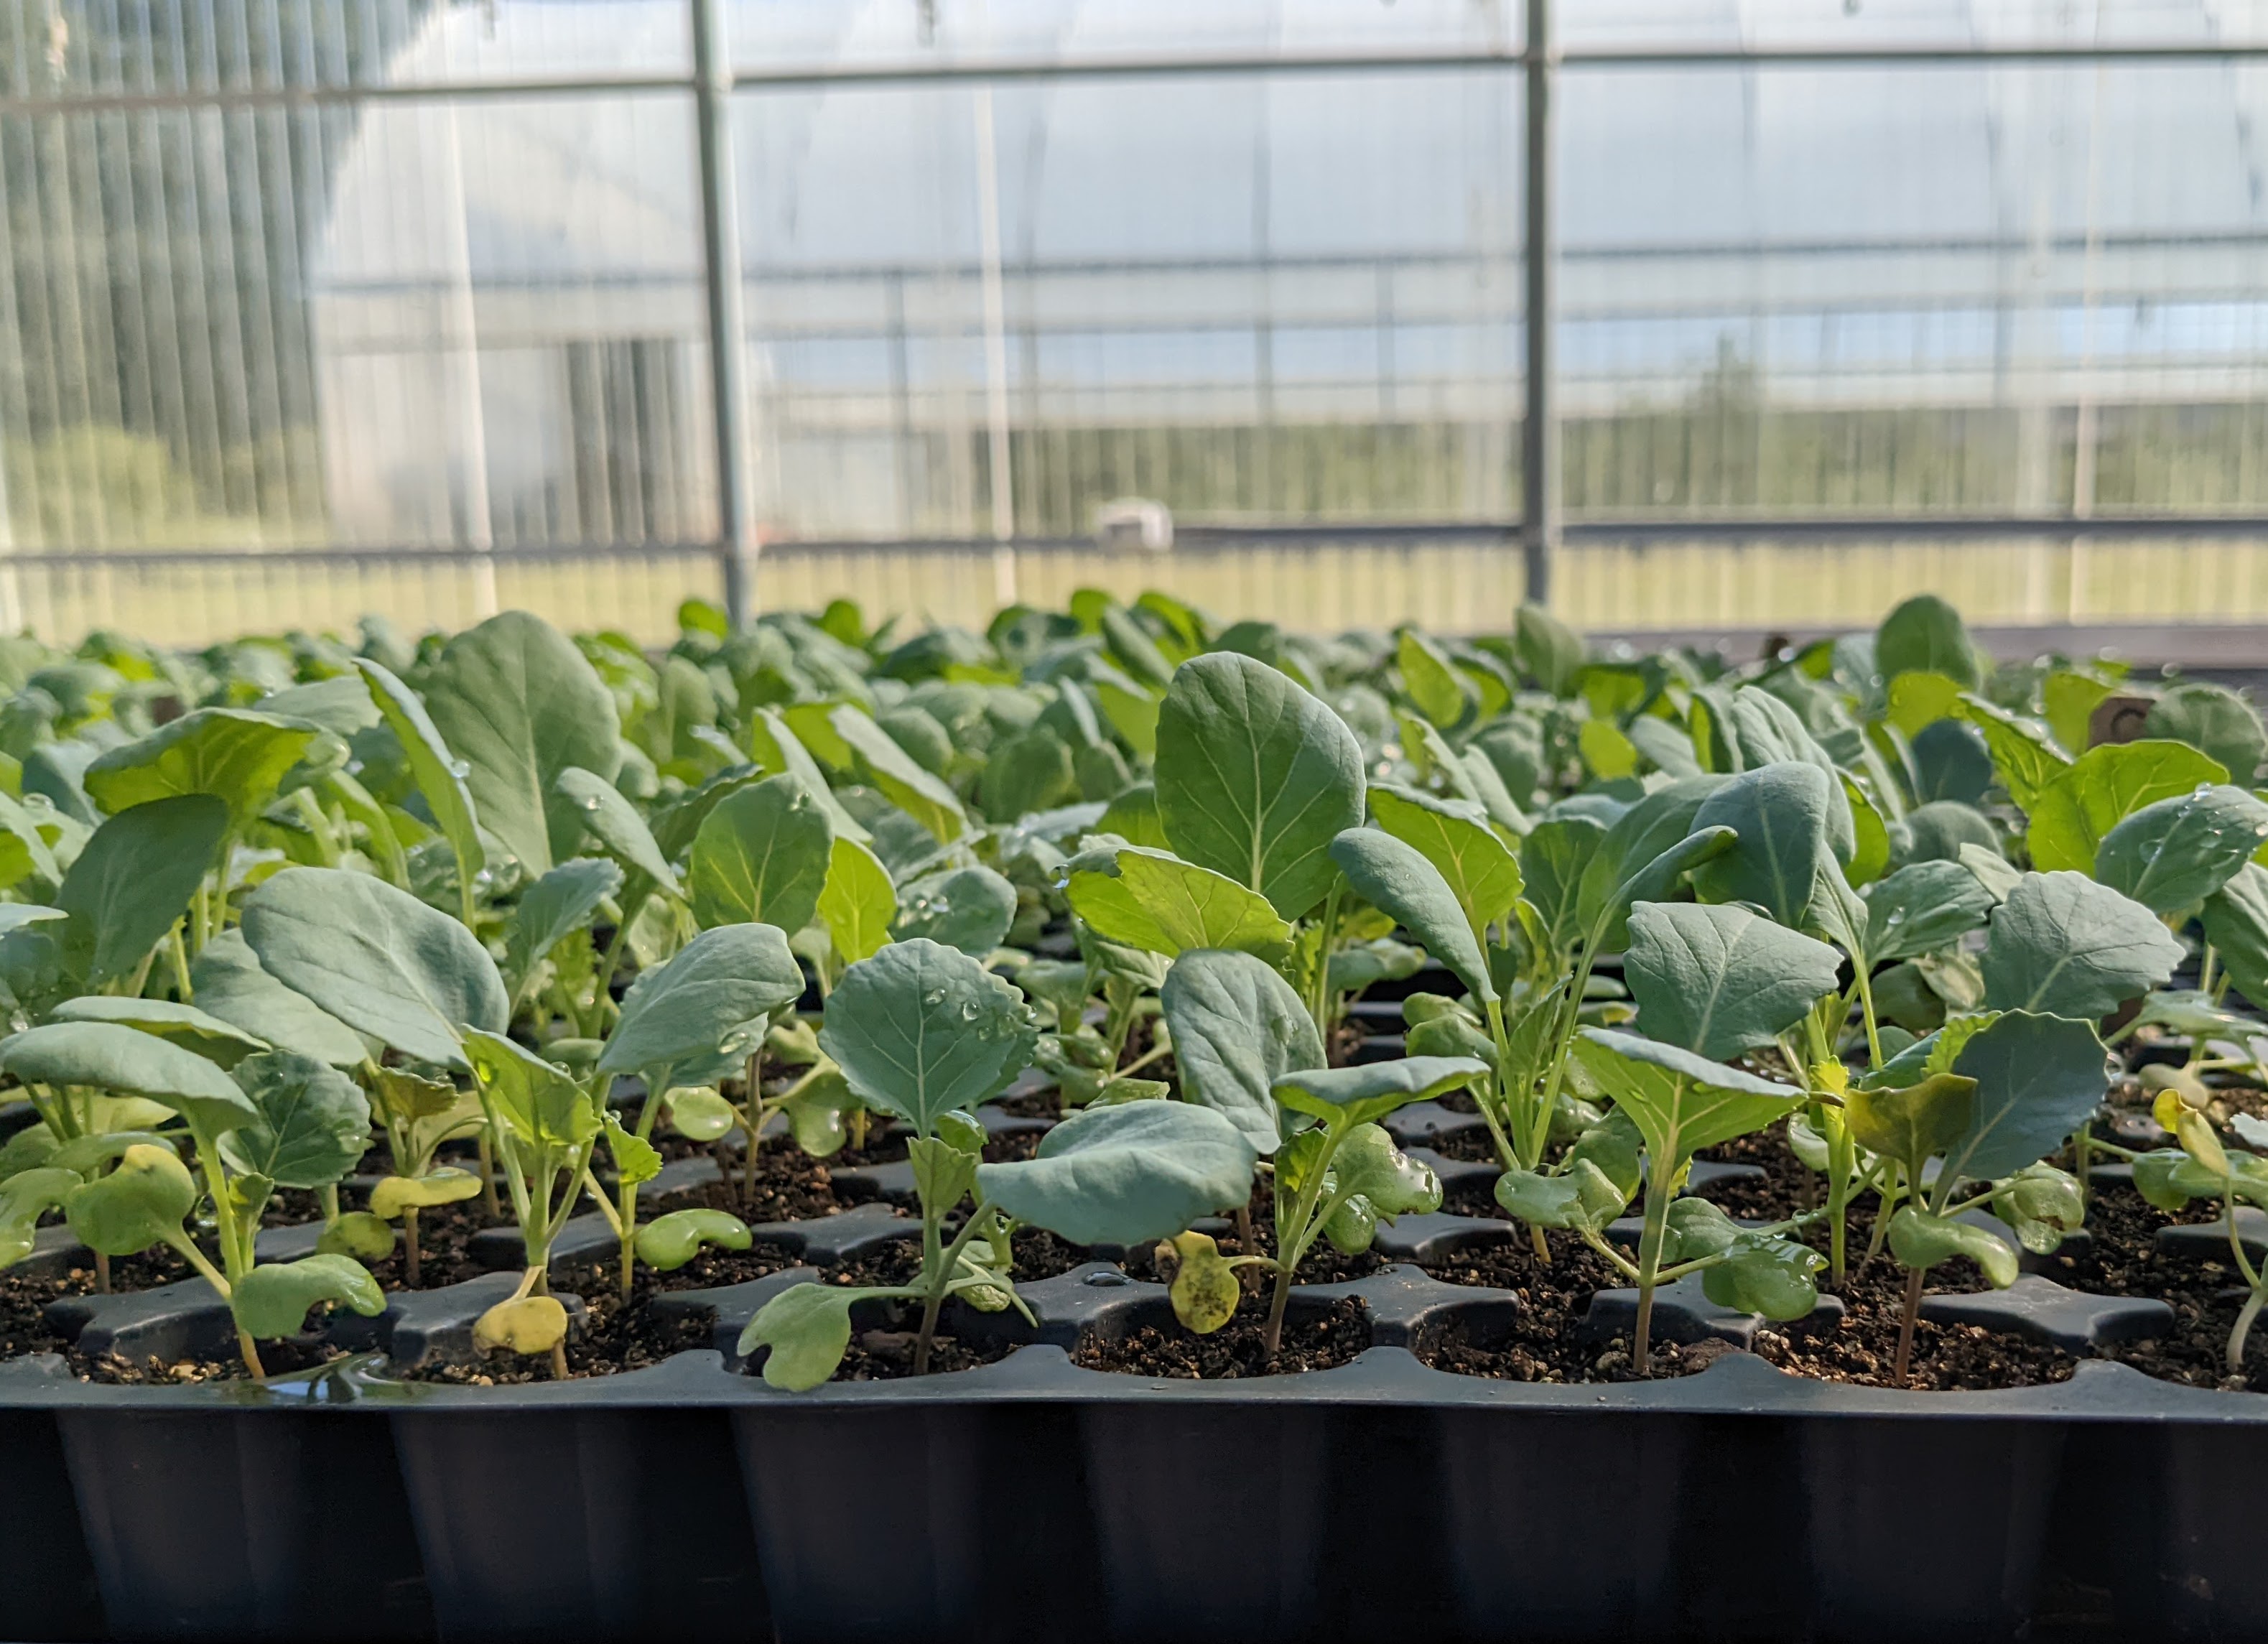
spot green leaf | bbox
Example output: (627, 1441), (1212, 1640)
(1876, 594), (1979, 688)
(2025, 740), (2227, 874)
(1940, 1010), (2109, 1184)
(782, 1069), (864, 1156)
(357, 659), (486, 893)
(1863, 860), (1998, 964)
(1690, 762), (1834, 930)
(1398, 629), (1469, 728)
(242, 867), (509, 1071)
(2203, 862), (2268, 1008)
(1622, 901), (1841, 1062)
(1512, 603), (1585, 696)
(1979, 871), (2183, 1019)
(231, 1253), (386, 1339)
(665, 1087), (738, 1143)
(1958, 695), (2071, 813)
(57, 794), (228, 987)
(422, 610), (624, 876)
(907, 1132), (981, 1220)
(1495, 1159), (1628, 1232)
(1370, 784), (1523, 945)
(1160, 948), (1324, 1154)
(895, 865), (1018, 957)
(65, 1143), (196, 1255)
(83, 708), (317, 832)
(819, 939), (1037, 1133)
(0, 1168), (82, 1267)
(829, 706), (968, 844)
(317, 1212), (396, 1262)
(463, 1028), (599, 1150)
(554, 766), (679, 895)
(689, 774), (834, 934)
(1329, 827), (1495, 1005)
(1066, 846), (1293, 965)
(817, 837), (897, 964)
(636, 1207), (750, 1271)
(368, 1169), (483, 1217)
(1885, 671), (1968, 740)
(2043, 670), (2119, 759)
(746, 710), (869, 845)
(597, 922), (804, 1078)
(2147, 682), (2268, 784)
(2094, 784), (2268, 915)
(506, 858), (624, 1000)
(215, 1051), (371, 1189)
(1889, 1207), (2018, 1288)
(1701, 1233), (1823, 1320)
(189, 930), (369, 1069)
(1329, 1121), (1441, 1218)
(1520, 815), (1611, 957)
(1155, 652), (1365, 921)
(741, 1281), (901, 1390)
(1271, 1054), (1489, 1130)
(1843, 1072), (1979, 1181)
(50, 997), (269, 1069)
(603, 1111), (662, 1186)
(0, 1021), (254, 1135)
(1571, 1028), (1803, 1173)
(977, 1099), (1256, 1246)
(982, 727), (1077, 822)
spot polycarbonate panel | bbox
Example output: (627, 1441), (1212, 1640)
(1565, 0), (2268, 52)
(732, 67), (1525, 539)
(730, 0), (1519, 78)
(0, 86), (715, 554)
(0, 0), (687, 98)
(1558, 58), (2268, 518)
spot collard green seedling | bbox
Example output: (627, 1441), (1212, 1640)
(743, 939), (1255, 1386)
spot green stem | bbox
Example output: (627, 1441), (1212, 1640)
(1893, 1263), (1925, 1386)
(1306, 880), (1344, 1050)
(915, 1203), (996, 1375)
(164, 923), (194, 1005)
(2230, 1283), (2267, 1375)
(1850, 963), (1884, 1069)
(1632, 1161), (1674, 1371)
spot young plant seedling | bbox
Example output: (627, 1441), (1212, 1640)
(0, 1024), (381, 1376)
(741, 939), (1256, 1387)
(2136, 1092), (2268, 1375)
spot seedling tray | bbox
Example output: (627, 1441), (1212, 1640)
(4, 1258), (2263, 1644)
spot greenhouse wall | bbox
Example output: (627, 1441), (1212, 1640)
(7, 0), (2268, 639)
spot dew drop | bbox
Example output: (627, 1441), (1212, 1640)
(923, 989), (947, 1006)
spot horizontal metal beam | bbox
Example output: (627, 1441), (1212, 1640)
(22, 514), (2268, 569)
(9, 37), (2268, 118)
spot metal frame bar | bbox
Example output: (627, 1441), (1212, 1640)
(27, 514), (2268, 569)
(1520, 0), (1556, 607)
(9, 37), (2268, 117)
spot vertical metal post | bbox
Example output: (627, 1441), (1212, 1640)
(694, 0), (756, 627)
(1520, 0), (1558, 608)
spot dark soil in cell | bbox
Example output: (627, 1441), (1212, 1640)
(1754, 1255), (2073, 1390)
(655, 1136), (876, 1222)
(1413, 1235), (1642, 1382)
(401, 1264), (713, 1386)
(2076, 1186), (2268, 1393)
(1427, 1126), (1508, 1164)
(1692, 1122), (1819, 1221)
(990, 1087), (1065, 1120)
(1072, 1297), (1370, 1378)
